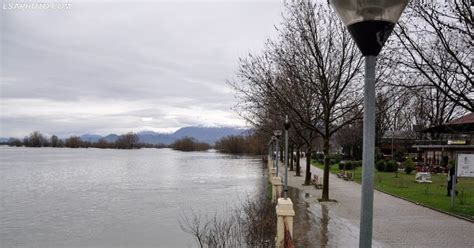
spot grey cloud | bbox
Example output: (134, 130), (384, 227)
(1, 1), (283, 137)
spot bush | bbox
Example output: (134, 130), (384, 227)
(214, 134), (264, 155)
(313, 153), (325, 163)
(394, 150), (406, 162)
(375, 147), (384, 162)
(375, 160), (386, 172)
(353, 160), (362, 167)
(386, 160), (398, 172)
(337, 160), (361, 170)
(171, 137), (211, 151)
(404, 156), (415, 175)
(345, 161), (353, 170)
(330, 154), (343, 164)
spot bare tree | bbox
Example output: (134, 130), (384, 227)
(393, 1), (473, 111)
(65, 136), (82, 148)
(27, 131), (49, 147)
(179, 197), (276, 247)
(231, 1), (364, 201)
(273, 1), (363, 200)
(115, 132), (139, 149)
(50, 135), (59, 147)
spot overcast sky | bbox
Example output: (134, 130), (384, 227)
(0, 0), (283, 137)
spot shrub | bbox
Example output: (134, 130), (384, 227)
(330, 154), (343, 164)
(386, 160), (398, 172)
(404, 156), (415, 175)
(338, 162), (345, 170)
(215, 135), (247, 154)
(171, 137), (211, 152)
(375, 147), (384, 162)
(312, 153), (324, 163)
(7, 138), (23, 147)
(375, 160), (386, 172)
(394, 150), (406, 162)
(353, 160), (362, 167)
(344, 161), (353, 170)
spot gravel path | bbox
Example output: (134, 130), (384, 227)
(279, 162), (474, 248)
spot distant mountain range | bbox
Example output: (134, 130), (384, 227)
(0, 126), (248, 145)
(79, 126), (247, 145)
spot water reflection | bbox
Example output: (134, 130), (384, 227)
(292, 187), (386, 248)
(319, 203), (329, 247)
(0, 147), (263, 248)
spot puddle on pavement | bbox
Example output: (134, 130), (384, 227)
(289, 187), (385, 248)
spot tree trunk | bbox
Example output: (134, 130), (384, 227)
(280, 145), (284, 163)
(296, 148), (301, 176)
(350, 145), (353, 160)
(304, 149), (312, 185)
(290, 144), (294, 171)
(321, 137), (330, 201)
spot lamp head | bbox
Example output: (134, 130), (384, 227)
(274, 130), (282, 138)
(330, 0), (409, 56)
(284, 115), (290, 130)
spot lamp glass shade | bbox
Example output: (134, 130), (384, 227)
(330, 0), (409, 56)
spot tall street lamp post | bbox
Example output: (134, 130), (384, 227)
(272, 136), (277, 168)
(329, 1), (408, 247)
(284, 116), (291, 199)
(268, 139), (273, 161)
(274, 130), (282, 177)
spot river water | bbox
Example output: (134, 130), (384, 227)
(0, 147), (264, 247)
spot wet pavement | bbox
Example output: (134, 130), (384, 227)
(289, 187), (385, 248)
(280, 162), (474, 248)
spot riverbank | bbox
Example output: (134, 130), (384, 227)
(280, 161), (474, 247)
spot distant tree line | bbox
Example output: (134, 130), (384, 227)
(169, 133), (267, 154)
(4, 131), (269, 154)
(4, 131), (167, 149)
(214, 133), (266, 155)
(170, 137), (211, 152)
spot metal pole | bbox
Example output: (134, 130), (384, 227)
(284, 120), (289, 199)
(360, 55), (376, 248)
(391, 115), (396, 159)
(268, 142), (272, 161)
(451, 154), (458, 208)
(275, 138), (279, 177)
(273, 140), (276, 168)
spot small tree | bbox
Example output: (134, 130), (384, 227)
(51, 135), (59, 147)
(404, 156), (415, 175)
(27, 131), (48, 147)
(7, 138), (23, 147)
(375, 160), (386, 172)
(65, 136), (82, 148)
(115, 132), (139, 149)
(386, 160), (398, 173)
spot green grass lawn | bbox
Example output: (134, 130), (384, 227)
(313, 161), (474, 220)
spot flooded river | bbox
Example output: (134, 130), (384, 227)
(0, 147), (264, 247)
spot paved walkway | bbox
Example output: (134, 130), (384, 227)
(278, 162), (474, 248)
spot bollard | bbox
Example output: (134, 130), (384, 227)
(271, 177), (283, 203)
(268, 158), (273, 170)
(268, 163), (276, 176)
(270, 168), (277, 179)
(275, 197), (295, 248)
